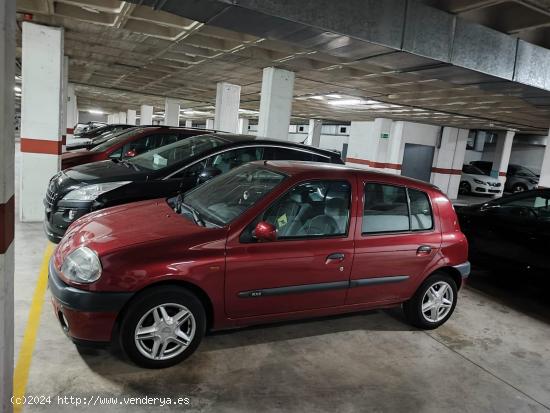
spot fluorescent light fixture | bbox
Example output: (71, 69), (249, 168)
(370, 104), (389, 109)
(88, 109), (104, 114)
(310, 95), (324, 100)
(14, 86), (21, 92)
(326, 94), (342, 99)
(238, 109), (259, 115)
(327, 99), (364, 106)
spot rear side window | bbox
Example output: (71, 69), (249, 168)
(269, 148), (330, 163)
(362, 183), (433, 234)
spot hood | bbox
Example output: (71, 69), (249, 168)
(462, 173), (500, 183)
(55, 199), (222, 261)
(61, 150), (96, 169)
(63, 160), (146, 184)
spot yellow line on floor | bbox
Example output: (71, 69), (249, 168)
(13, 242), (55, 413)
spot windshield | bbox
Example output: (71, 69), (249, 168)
(127, 134), (226, 171)
(462, 165), (486, 175)
(90, 128), (141, 152)
(183, 164), (286, 227)
(514, 166), (538, 177)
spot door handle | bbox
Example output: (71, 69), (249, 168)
(416, 245), (432, 255)
(326, 253), (345, 264)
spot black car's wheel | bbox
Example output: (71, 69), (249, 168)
(403, 273), (458, 330)
(511, 183), (527, 193)
(119, 286), (206, 369)
(459, 181), (471, 195)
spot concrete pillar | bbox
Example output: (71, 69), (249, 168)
(1, 1), (15, 410)
(431, 127), (469, 198)
(474, 131), (486, 152)
(385, 121), (405, 175)
(539, 133), (550, 188)
(127, 109), (137, 125)
(20, 22), (64, 222)
(66, 83), (77, 144)
(61, 56), (68, 151)
(206, 118), (214, 129)
(492, 130), (515, 187)
(257, 67), (295, 140)
(164, 98), (180, 126)
(238, 117), (249, 134)
(185, 119), (193, 128)
(140, 104), (153, 125)
(118, 111), (127, 124)
(112, 113), (120, 123)
(305, 119), (322, 147)
(214, 82), (241, 133)
(345, 119), (392, 171)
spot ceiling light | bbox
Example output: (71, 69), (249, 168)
(88, 109), (104, 114)
(326, 94), (342, 99)
(14, 86), (21, 92)
(310, 95), (324, 100)
(238, 109), (259, 115)
(327, 99), (365, 106)
(370, 104), (389, 109)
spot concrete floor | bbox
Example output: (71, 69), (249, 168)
(13, 148), (550, 412)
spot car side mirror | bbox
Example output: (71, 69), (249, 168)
(124, 149), (137, 158)
(197, 166), (222, 184)
(254, 221), (277, 242)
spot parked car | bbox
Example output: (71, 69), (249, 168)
(457, 189), (550, 272)
(67, 124), (134, 150)
(459, 164), (502, 196)
(44, 134), (344, 243)
(73, 121), (107, 136)
(61, 126), (208, 169)
(469, 161), (539, 193)
(49, 161), (470, 368)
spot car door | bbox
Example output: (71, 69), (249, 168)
(347, 182), (441, 305)
(224, 178), (356, 318)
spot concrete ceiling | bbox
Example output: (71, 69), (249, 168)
(13, 0), (550, 132)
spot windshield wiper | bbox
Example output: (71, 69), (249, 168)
(178, 199), (205, 227)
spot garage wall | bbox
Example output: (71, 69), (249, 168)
(78, 111), (108, 124)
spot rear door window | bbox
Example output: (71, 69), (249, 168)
(269, 147), (330, 163)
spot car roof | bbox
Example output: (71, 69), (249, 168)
(254, 160), (440, 192)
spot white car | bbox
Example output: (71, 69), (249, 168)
(459, 164), (502, 196)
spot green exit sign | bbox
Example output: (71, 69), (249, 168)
(380, 133), (390, 139)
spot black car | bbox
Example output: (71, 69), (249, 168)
(67, 124), (134, 150)
(44, 133), (344, 242)
(457, 189), (550, 272)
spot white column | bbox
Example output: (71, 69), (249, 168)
(431, 127), (469, 198)
(346, 119), (392, 170)
(385, 120), (405, 175)
(111, 113), (119, 124)
(140, 104), (153, 125)
(257, 67), (295, 140)
(118, 111), (127, 124)
(214, 82), (241, 133)
(492, 130), (515, 187)
(305, 119), (322, 147)
(61, 56), (68, 151)
(206, 118), (214, 129)
(66, 83), (77, 144)
(538, 132), (550, 188)
(1, 1), (15, 411)
(185, 119), (193, 128)
(127, 109), (136, 125)
(164, 98), (180, 126)
(238, 117), (249, 134)
(20, 22), (64, 221)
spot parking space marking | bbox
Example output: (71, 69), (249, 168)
(13, 242), (54, 413)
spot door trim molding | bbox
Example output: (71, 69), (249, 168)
(237, 275), (410, 298)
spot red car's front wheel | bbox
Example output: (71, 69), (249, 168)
(119, 286), (206, 369)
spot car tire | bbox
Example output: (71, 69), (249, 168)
(512, 183), (527, 193)
(403, 272), (458, 330)
(119, 286), (206, 369)
(459, 181), (471, 195)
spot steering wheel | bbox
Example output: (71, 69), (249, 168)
(300, 215), (339, 236)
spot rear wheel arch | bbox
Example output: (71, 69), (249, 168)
(429, 266), (463, 290)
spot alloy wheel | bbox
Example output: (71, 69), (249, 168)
(134, 303), (196, 361)
(421, 281), (454, 323)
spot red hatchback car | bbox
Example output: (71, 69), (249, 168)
(61, 126), (209, 169)
(49, 161), (469, 368)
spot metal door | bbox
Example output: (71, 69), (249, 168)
(401, 143), (435, 183)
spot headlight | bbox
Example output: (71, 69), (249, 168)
(61, 247), (102, 283)
(62, 181), (130, 201)
(473, 179), (485, 185)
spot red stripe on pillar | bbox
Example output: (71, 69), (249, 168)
(0, 196), (15, 254)
(21, 138), (62, 155)
(66, 128), (74, 134)
(431, 167), (462, 175)
(346, 157), (402, 170)
(499, 171), (507, 176)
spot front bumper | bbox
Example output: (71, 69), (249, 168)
(48, 258), (133, 342)
(471, 184), (501, 195)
